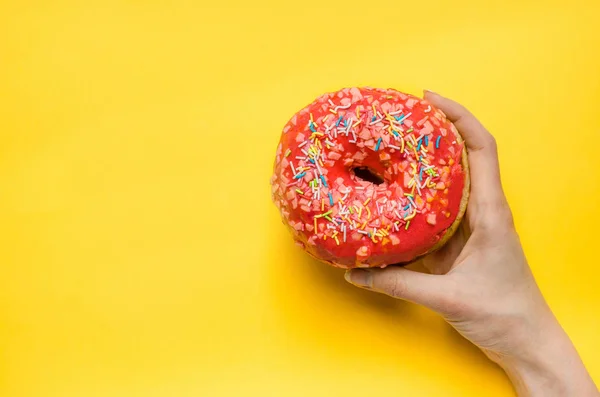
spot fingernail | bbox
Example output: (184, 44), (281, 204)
(423, 89), (437, 95)
(344, 270), (372, 289)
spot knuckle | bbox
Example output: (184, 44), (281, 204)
(380, 274), (408, 298)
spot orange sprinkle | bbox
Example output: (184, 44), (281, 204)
(356, 106), (360, 118)
(366, 206), (371, 219)
(361, 221), (367, 229)
(321, 199), (324, 211)
(314, 217), (318, 231)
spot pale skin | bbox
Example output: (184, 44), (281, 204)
(345, 91), (599, 397)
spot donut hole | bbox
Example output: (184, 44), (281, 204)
(352, 166), (384, 185)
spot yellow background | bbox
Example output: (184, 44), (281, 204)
(1, 1), (599, 396)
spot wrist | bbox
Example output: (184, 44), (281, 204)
(495, 319), (598, 396)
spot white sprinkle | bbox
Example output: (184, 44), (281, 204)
(388, 144), (401, 150)
(357, 230), (369, 235)
(424, 105), (431, 113)
(295, 156), (306, 160)
(290, 161), (296, 175)
(325, 140), (335, 146)
(394, 223), (399, 231)
(355, 186), (365, 190)
(298, 141), (308, 148)
(328, 99), (336, 107)
(389, 109), (403, 116)
(343, 226), (347, 242)
(334, 103), (351, 112)
(352, 131), (357, 141)
(301, 149), (309, 156)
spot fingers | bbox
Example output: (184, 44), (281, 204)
(424, 91), (507, 210)
(345, 267), (453, 313)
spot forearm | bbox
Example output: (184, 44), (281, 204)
(498, 321), (598, 397)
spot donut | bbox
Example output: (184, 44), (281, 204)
(270, 87), (470, 269)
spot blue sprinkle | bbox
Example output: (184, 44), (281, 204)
(308, 159), (315, 164)
(417, 140), (422, 151)
(435, 136), (441, 149)
(328, 193), (334, 206)
(320, 175), (328, 187)
(375, 137), (382, 151)
(336, 115), (343, 127)
(344, 119), (349, 127)
(294, 172), (306, 179)
(403, 204), (411, 211)
(309, 122), (316, 132)
(419, 155), (423, 162)
(371, 116), (377, 122)
(419, 168), (423, 181)
(392, 130), (399, 137)
(424, 136), (429, 146)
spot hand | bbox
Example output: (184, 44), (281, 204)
(344, 91), (599, 397)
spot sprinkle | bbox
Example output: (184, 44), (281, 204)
(298, 141), (308, 148)
(314, 217), (318, 231)
(435, 136), (441, 149)
(419, 168), (423, 181)
(363, 197), (371, 206)
(290, 162), (296, 175)
(294, 172), (306, 179)
(407, 127), (414, 134)
(295, 189), (304, 195)
(321, 199), (325, 211)
(424, 136), (429, 146)
(329, 108), (337, 114)
(375, 138), (382, 151)
(424, 105), (431, 113)
(389, 109), (403, 116)
(388, 144), (401, 150)
(309, 122), (316, 132)
(328, 99), (336, 107)
(336, 115), (344, 127)
(417, 140), (422, 151)
(343, 226), (347, 242)
(323, 115), (330, 122)
(334, 236), (340, 245)
(366, 206), (371, 219)
(325, 216), (333, 222)
(405, 221), (411, 230)
(310, 113), (314, 122)
(357, 230), (369, 235)
(408, 196), (417, 208)
(320, 175), (328, 187)
(372, 104), (377, 115)
(399, 112), (412, 122)
(285, 149), (291, 157)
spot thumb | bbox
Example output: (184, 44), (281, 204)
(345, 267), (452, 313)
